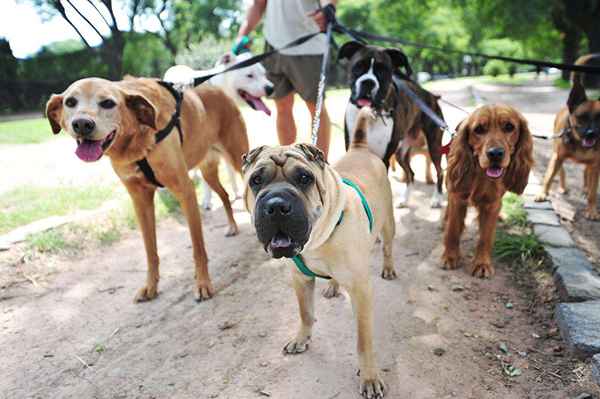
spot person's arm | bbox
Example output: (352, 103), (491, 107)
(309, 0), (338, 32)
(237, 0), (267, 39)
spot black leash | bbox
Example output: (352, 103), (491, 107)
(136, 80), (184, 188)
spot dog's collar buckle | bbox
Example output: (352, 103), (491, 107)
(291, 178), (373, 279)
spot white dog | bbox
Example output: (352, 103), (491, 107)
(163, 52), (273, 209)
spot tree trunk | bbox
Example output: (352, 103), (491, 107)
(103, 32), (125, 80)
(562, 29), (581, 80)
(582, 24), (600, 87)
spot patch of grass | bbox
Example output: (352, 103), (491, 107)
(494, 231), (545, 264)
(0, 185), (115, 235)
(26, 229), (67, 253)
(0, 118), (54, 145)
(94, 216), (122, 246)
(501, 193), (528, 227)
(480, 74), (529, 86)
(553, 78), (571, 89)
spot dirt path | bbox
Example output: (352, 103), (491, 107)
(1, 83), (598, 398)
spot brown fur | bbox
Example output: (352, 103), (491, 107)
(442, 104), (533, 278)
(45, 77), (248, 302)
(535, 55), (600, 220)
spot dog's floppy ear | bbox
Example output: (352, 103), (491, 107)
(384, 48), (413, 77)
(567, 80), (588, 113)
(242, 145), (266, 173)
(45, 94), (64, 134)
(295, 143), (328, 169)
(504, 112), (534, 194)
(219, 53), (233, 66)
(446, 118), (475, 194)
(338, 41), (365, 61)
(125, 93), (157, 129)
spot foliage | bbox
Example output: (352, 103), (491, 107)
(501, 193), (528, 227)
(175, 36), (232, 70)
(483, 60), (507, 77)
(122, 32), (172, 77)
(494, 231), (544, 263)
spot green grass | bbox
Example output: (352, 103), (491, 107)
(494, 231), (544, 263)
(26, 229), (67, 253)
(501, 193), (528, 227)
(0, 185), (115, 235)
(0, 118), (54, 145)
(554, 78), (571, 90)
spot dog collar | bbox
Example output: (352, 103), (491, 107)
(291, 178), (374, 280)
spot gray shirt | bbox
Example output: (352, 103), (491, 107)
(264, 0), (328, 56)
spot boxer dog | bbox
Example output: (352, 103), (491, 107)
(339, 41), (446, 208)
(242, 107), (395, 398)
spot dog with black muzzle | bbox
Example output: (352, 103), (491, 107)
(242, 107), (396, 398)
(339, 40), (446, 208)
(535, 54), (600, 220)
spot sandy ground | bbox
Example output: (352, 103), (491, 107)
(1, 79), (599, 398)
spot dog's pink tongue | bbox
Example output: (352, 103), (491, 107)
(75, 140), (103, 162)
(248, 96), (272, 116)
(486, 167), (503, 179)
(357, 99), (372, 107)
(583, 137), (596, 148)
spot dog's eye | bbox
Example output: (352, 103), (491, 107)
(246, 74), (254, 79)
(99, 99), (116, 109)
(503, 122), (515, 133)
(251, 174), (263, 186)
(297, 172), (313, 186)
(474, 125), (486, 135)
(65, 97), (77, 108)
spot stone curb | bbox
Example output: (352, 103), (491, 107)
(524, 193), (600, 383)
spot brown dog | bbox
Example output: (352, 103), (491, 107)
(535, 54), (600, 220)
(442, 104), (533, 278)
(45, 77), (248, 302)
(242, 107), (395, 398)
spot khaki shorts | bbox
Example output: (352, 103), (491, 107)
(262, 42), (323, 103)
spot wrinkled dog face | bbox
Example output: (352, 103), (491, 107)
(214, 52), (274, 115)
(567, 81), (600, 148)
(462, 105), (524, 179)
(339, 41), (412, 110)
(242, 144), (327, 259)
(45, 78), (156, 162)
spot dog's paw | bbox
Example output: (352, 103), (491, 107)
(558, 187), (569, 195)
(470, 261), (495, 278)
(322, 282), (340, 298)
(584, 209), (600, 221)
(225, 224), (239, 237)
(359, 373), (386, 399)
(534, 193), (548, 202)
(441, 251), (460, 270)
(133, 285), (158, 303)
(194, 280), (214, 302)
(283, 336), (310, 354)
(381, 267), (397, 280)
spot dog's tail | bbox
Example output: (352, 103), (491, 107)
(350, 106), (375, 150)
(571, 53), (600, 86)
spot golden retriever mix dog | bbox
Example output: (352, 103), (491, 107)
(535, 54), (600, 220)
(45, 77), (248, 302)
(442, 104), (533, 278)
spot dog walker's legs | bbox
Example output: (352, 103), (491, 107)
(584, 163), (600, 220)
(441, 194), (468, 270)
(201, 179), (213, 210)
(171, 177), (214, 301)
(535, 153), (564, 202)
(349, 279), (386, 398)
(200, 161), (239, 237)
(559, 166), (569, 194)
(284, 271), (315, 354)
(126, 183), (160, 303)
(470, 201), (501, 278)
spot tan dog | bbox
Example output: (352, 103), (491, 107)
(45, 77), (249, 302)
(442, 104), (533, 278)
(535, 54), (600, 220)
(242, 107), (395, 398)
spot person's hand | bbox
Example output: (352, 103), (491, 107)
(308, 4), (336, 32)
(232, 35), (252, 55)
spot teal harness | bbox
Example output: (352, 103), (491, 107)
(291, 178), (373, 279)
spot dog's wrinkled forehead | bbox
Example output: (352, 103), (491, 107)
(352, 47), (393, 70)
(242, 144), (327, 175)
(467, 104), (520, 129)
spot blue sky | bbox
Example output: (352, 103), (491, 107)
(0, 0), (161, 58)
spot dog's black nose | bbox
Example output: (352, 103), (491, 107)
(265, 85), (274, 96)
(264, 197), (292, 217)
(487, 147), (505, 162)
(72, 118), (96, 136)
